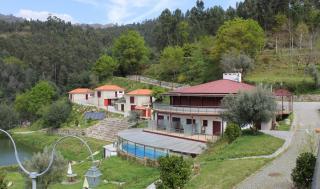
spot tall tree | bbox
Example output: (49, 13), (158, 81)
(212, 18), (265, 59)
(113, 30), (149, 76)
(92, 55), (119, 82)
(14, 81), (58, 120)
(222, 86), (276, 131)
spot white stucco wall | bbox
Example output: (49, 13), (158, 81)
(155, 113), (224, 136)
(124, 95), (153, 112)
(261, 119), (272, 130)
(94, 90), (124, 107)
(69, 93), (93, 105)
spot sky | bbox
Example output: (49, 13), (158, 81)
(0, 0), (241, 25)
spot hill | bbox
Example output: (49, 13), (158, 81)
(0, 14), (24, 22)
(245, 48), (320, 93)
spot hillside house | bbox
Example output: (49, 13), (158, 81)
(115, 89), (154, 119)
(68, 88), (94, 105)
(94, 85), (125, 108)
(146, 73), (262, 141)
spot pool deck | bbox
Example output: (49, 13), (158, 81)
(118, 128), (207, 155)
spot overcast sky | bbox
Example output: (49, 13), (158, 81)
(0, 0), (241, 24)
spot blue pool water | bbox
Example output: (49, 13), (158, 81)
(122, 143), (167, 160)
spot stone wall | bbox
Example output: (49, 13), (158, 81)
(126, 75), (189, 89)
(53, 128), (86, 137)
(294, 95), (320, 102)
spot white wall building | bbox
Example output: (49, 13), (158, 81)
(115, 89), (154, 118)
(94, 85), (125, 108)
(68, 88), (94, 105)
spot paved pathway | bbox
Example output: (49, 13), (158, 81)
(236, 102), (320, 189)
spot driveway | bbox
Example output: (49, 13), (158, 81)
(236, 102), (320, 189)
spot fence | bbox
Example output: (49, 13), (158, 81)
(126, 75), (189, 89)
(118, 137), (168, 160)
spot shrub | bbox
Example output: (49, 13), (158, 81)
(0, 170), (8, 189)
(158, 156), (191, 189)
(291, 152), (316, 189)
(24, 148), (67, 189)
(224, 123), (241, 143)
(41, 99), (72, 129)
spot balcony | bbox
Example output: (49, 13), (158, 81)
(152, 103), (226, 115)
(144, 120), (219, 142)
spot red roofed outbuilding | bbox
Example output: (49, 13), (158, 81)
(68, 88), (94, 104)
(94, 84), (125, 107)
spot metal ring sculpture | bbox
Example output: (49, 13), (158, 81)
(0, 129), (95, 189)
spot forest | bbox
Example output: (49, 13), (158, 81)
(0, 0), (320, 127)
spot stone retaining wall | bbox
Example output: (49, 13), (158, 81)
(294, 95), (320, 102)
(53, 128), (86, 137)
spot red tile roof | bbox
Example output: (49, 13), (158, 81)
(127, 89), (153, 96)
(68, 88), (93, 94)
(95, 85), (124, 91)
(170, 79), (255, 95)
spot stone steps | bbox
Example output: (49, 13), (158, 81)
(86, 118), (133, 142)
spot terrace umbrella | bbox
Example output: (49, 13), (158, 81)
(67, 162), (73, 175)
(83, 177), (89, 189)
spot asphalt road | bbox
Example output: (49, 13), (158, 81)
(236, 102), (320, 189)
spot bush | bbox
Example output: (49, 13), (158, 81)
(224, 123), (241, 143)
(158, 156), (191, 189)
(0, 170), (8, 189)
(291, 152), (316, 189)
(41, 99), (72, 129)
(24, 148), (67, 189)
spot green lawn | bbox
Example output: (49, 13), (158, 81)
(4, 131), (284, 189)
(185, 132), (284, 189)
(12, 132), (107, 161)
(276, 114), (293, 131)
(4, 157), (159, 189)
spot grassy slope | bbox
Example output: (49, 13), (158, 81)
(12, 132), (107, 161)
(185, 133), (284, 189)
(102, 77), (168, 92)
(5, 157), (159, 189)
(5, 132), (284, 189)
(245, 49), (318, 93)
(277, 113), (293, 131)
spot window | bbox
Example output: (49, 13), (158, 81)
(69, 94), (72, 100)
(203, 120), (208, 127)
(97, 91), (101, 98)
(115, 91), (118, 97)
(150, 96), (152, 103)
(186, 119), (196, 125)
(130, 96), (135, 104)
(130, 105), (136, 110)
(85, 94), (88, 100)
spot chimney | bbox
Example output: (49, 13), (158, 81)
(223, 73), (242, 82)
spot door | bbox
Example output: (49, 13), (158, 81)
(121, 104), (124, 112)
(212, 121), (221, 136)
(104, 99), (109, 106)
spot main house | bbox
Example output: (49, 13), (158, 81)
(148, 73), (258, 138)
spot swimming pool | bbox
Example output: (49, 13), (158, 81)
(121, 142), (167, 160)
